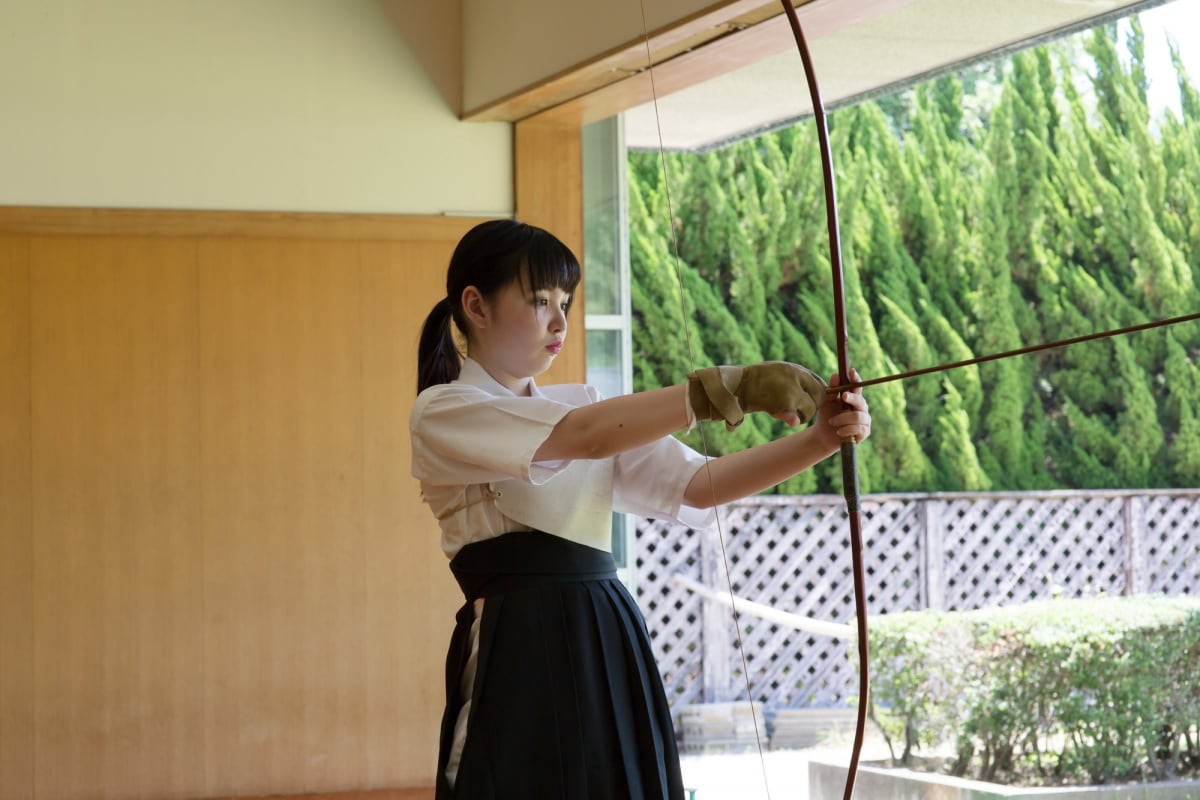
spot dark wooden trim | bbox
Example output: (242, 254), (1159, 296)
(0, 205), (494, 241)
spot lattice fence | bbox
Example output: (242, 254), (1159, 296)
(635, 489), (1200, 713)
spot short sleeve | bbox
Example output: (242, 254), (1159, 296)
(613, 435), (716, 529)
(411, 383), (574, 486)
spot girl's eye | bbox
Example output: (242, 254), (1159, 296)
(534, 295), (569, 310)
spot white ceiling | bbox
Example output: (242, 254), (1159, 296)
(624, 0), (1172, 151)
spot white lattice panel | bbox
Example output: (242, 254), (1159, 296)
(862, 499), (924, 612)
(1143, 495), (1200, 595)
(728, 501), (861, 708)
(635, 490), (1200, 714)
(940, 495), (1126, 609)
(636, 519), (705, 710)
(638, 497), (925, 710)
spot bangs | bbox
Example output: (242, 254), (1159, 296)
(522, 231), (582, 295)
(448, 219), (582, 306)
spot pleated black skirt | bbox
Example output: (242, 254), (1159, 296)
(436, 531), (684, 800)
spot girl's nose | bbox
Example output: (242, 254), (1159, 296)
(550, 307), (567, 333)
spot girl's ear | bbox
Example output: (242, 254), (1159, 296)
(460, 286), (489, 331)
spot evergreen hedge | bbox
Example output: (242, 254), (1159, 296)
(867, 596), (1200, 786)
(629, 16), (1200, 494)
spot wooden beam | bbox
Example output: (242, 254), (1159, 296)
(465, 0), (915, 125)
(513, 120), (586, 385)
(464, 0), (780, 122)
(0, 205), (492, 241)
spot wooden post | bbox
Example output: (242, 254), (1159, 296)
(700, 524), (734, 702)
(1124, 495), (1146, 595)
(922, 499), (945, 611)
(513, 118), (586, 386)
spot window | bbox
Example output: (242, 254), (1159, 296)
(582, 115), (636, 586)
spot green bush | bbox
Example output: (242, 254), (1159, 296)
(867, 596), (1200, 786)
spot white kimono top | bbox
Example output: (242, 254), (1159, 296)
(411, 358), (715, 557)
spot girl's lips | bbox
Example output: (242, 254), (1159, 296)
(546, 343), (562, 355)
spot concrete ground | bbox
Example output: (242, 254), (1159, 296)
(679, 729), (892, 800)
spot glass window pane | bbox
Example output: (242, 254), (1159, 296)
(583, 119), (621, 315)
(583, 116), (636, 583)
(610, 513), (629, 568)
(586, 328), (623, 399)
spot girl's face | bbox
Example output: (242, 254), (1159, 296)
(472, 279), (571, 394)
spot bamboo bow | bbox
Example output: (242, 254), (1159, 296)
(638, 2), (870, 797)
(777, 5), (869, 799)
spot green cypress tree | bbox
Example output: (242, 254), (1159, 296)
(1163, 333), (1200, 485)
(1172, 41), (1200, 122)
(932, 74), (965, 140)
(830, 114), (934, 493)
(626, 7), (1200, 491)
(1163, 333), (1200, 429)
(933, 381), (992, 491)
(1126, 17), (1149, 108)
(923, 314), (983, 428)
(876, 295), (942, 444)
(1051, 398), (1120, 487)
(1111, 338), (1164, 487)
(628, 180), (705, 390)
(1157, 113), (1200, 262)
(975, 92), (1041, 488)
(1169, 401), (1200, 487)
(1087, 23), (1138, 138)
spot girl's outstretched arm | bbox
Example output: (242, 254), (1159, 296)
(533, 366), (867, 484)
(683, 371), (870, 508)
(534, 385), (691, 462)
(535, 361), (824, 462)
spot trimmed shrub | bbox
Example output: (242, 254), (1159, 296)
(867, 596), (1200, 786)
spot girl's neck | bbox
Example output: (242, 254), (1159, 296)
(470, 354), (534, 396)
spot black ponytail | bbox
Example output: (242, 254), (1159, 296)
(417, 297), (461, 393)
(415, 219), (581, 394)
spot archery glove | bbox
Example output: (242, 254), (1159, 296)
(688, 361), (827, 431)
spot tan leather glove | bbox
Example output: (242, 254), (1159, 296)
(688, 361), (827, 431)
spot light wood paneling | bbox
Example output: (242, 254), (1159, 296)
(0, 237), (34, 800)
(515, 120), (587, 386)
(197, 239), (370, 795)
(30, 237), (206, 798)
(0, 207), (485, 798)
(360, 242), (463, 784)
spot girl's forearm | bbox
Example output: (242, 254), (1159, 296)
(534, 385), (689, 461)
(682, 426), (839, 508)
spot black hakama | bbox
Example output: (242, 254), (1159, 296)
(436, 531), (685, 799)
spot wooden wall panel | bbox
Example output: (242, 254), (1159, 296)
(359, 242), (461, 786)
(29, 237), (206, 799)
(196, 239), (370, 795)
(0, 237), (34, 800)
(0, 207), (486, 799)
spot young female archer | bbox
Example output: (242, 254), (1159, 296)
(410, 218), (871, 799)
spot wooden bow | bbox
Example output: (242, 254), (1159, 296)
(638, 1), (871, 795)
(778, 4), (869, 799)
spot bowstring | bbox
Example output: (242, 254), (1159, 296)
(635, 2), (773, 797)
